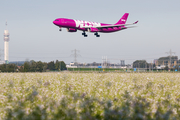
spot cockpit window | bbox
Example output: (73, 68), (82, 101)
(55, 20), (59, 21)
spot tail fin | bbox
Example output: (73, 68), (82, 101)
(115, 13), (129, 25)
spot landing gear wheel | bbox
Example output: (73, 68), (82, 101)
(59, 27), (62, 31)
(82, 31), (87, 37)
(94, 32), (100, 37)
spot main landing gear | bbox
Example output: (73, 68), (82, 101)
(59, 27), (62, 31)
(82, 31), (100, 37)
(82, 31), (88, 37)
(94, 32), (100, 37)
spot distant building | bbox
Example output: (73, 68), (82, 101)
(66, 62), (77, 68)
(156, 56), (178, 68)
(153, 59), (158, 65)
(120, 60), (125, 66)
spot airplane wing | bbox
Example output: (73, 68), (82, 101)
(82, 21), (138, 29)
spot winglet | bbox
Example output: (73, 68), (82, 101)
(133, 21), (138, 24)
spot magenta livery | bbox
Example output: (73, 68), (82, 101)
(53, 13), (138, 37)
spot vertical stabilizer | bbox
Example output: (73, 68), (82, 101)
(116, 13), (129, 24)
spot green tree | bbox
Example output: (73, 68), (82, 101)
(47, 61), (55, 71)
(29, 60), (37, 72)
(7, 64), (18, 72)
(19, 66), (24, 72)
(133, 60), (149, 68)
(0, 64), (7, 72)
(0, 64), (18, 72)
(36, 61), (44, 72)
(24, 62), (30, 72)
(43, 63), (47, 72)
(14, 60), (66, 72)
(55, 60), (67, 71)
(60, 61), (67, 70)
(55, 60), (60, 70)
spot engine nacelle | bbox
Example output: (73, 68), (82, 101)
(88, 27), (99, 32)
(67, 28), (77, 32)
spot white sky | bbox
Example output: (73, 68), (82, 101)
(0, 0), (180, 64)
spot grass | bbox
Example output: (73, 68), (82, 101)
(1, 72), (180, 119)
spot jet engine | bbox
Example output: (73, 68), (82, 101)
(67, 28), (77, 32)
(88, 27), (99, 32)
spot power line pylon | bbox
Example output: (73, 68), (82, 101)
(71, 49), (80, 65)
(166, 49), (175, 68)
(102, 56), (108, 67)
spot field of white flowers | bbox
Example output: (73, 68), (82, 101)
(1, 72), (180, 119)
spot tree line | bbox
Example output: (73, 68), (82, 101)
(0, 60), (67, 72)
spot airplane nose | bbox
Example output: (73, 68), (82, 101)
(53, 21), (56, 25)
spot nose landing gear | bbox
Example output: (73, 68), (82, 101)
(59, 27), (62, 31)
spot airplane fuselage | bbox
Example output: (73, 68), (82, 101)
(53, 18), (126, 33)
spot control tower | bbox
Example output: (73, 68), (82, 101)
(4, 22), (10, 64)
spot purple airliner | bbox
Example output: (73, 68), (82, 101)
(53, 13), (138, 37)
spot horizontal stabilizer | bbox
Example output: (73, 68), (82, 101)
(133, 21), (138, 24)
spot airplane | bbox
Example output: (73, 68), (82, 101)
(53, 13), (138, 37)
